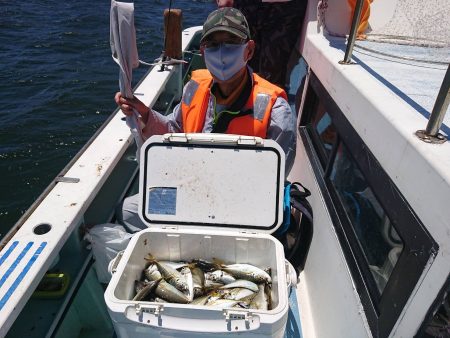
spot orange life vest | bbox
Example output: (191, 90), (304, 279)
(181, 69), (287, 138)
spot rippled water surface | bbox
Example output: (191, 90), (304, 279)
(0, 0), (215, 238)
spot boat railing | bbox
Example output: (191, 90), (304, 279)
(415, 64), (450, 144)
(339, 0), (449, 144)
(339, 0), (364, 65)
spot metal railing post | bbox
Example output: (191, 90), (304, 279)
(416, 64), (450, 144)
(339, 0), (365, 65)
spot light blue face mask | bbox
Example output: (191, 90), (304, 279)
(203, 43), (248, 81)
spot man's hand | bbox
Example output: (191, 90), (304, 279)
(115, 92), (149, 122)
(216, 0), (234, 8)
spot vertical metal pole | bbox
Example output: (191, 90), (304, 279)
(416, 64), (450, 144)
(426, 64), (450, 135)
(339, 0), (365, 65)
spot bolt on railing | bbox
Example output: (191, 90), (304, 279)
(416, 64), (450, 144)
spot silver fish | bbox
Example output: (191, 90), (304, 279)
(146, 255), (189, 292)
(159, 260), (188, 270)
(204, 279), (224, 293)
(132, 279), (161, 301)
(190, 266), (205, 297)
(154, 279), (190, 304)
(220, 280), (259, 292)
(191, 294), (212, 306)
(205, 270), (236, 285)
(144, 263), (162, 281)
(134, 280), (148, 294)
(195, 291), (223, 306)
(265, 283), (272, 310)
(221, 263), (272, 284)
(206, 298), (241, 309)
(250, 284), (269, 310)
(220, 287), (255, 301)
(180, 266), (194, 302)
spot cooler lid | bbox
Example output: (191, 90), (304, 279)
(138, 133), (285, 234)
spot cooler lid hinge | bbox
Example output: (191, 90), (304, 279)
(237, 136), (262, 146)
(239, 231), (258, 235)
(161, 225), (178, 230)
(162, 133), (263, 146)
(163, 133), (189, 143)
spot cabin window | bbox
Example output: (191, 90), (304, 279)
(310, 107), (337, 167)
(299, 72), (438, 338)
(329, 142), (403, 293)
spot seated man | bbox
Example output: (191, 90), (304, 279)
(216, 0), (307, 89)
(115, 7), (296, 232)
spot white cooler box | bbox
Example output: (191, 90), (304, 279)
(105, 133), (292, 338)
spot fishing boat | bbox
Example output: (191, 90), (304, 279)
(0, 0), (449, 337)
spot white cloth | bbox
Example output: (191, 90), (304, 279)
(110, 0), (143, 152)
(84, 223), (133, 283)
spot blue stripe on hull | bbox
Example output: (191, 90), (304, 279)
(0, 241), (19, 267)
(0, 242), (47, 311)
(0, 242), (33, 289)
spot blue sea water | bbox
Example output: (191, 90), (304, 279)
(0, 0), (216, 239)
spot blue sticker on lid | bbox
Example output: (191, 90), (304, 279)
(148, 187), (177, 215)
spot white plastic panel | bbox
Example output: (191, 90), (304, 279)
(139, 134), (285, 233)
(105, 228), (289, 338)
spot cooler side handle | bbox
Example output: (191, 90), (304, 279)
(286, 260), (298, 289)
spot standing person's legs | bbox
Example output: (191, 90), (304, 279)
(233, 0), (264, 73)
(256, 0), (307, 89)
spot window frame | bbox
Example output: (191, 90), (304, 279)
(300, 72), (439, 337)
(415, 276), (450, 337)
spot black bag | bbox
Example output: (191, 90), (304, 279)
(274, 182), (313, 274)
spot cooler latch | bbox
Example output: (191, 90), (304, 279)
(223, 309), (252, 325)
(134, 303), (164, 317)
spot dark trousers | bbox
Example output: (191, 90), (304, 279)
(234, 0), (307, 89)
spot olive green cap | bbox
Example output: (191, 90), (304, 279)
(201, 7), (251, 43)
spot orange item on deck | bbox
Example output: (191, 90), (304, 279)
(348, 0), (373, 39)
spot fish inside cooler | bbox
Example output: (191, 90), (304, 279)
(131, 256), (272, 309)
(111, 229), (285, 313)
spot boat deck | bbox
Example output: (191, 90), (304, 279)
(328, 37), (450, 137)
